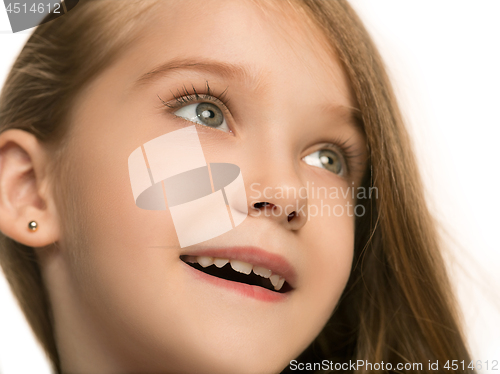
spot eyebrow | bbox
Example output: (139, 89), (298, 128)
(320, 103), (364, 133)
(135, 58), (253, 86)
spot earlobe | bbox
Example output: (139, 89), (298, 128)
(0, 129), (60, 248)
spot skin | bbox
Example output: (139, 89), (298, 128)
(0, 1), (367, 373)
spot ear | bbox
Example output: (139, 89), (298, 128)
(0, 129), (60, 247)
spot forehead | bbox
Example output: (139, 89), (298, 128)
(118, 0), (353, 107)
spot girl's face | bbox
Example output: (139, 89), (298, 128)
(52, 0), (366, 372)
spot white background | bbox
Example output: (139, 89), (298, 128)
(0, 1), (499, 373)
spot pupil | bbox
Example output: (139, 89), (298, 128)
(320, 155), (331, 165)
(202, 110), (214, 118)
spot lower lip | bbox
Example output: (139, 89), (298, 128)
(181, 261), (290, 302)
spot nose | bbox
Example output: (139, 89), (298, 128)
(248, 170), (308, 231)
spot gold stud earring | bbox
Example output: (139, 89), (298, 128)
(28, 221), (38, 232)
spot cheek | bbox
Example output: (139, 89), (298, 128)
(294, 193), (355, 339)
(62, 134), (182, 327)
(306, 212), (354, 297)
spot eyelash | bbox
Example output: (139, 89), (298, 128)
(158, 82), (361, 176)
(158, 82), (230, 111)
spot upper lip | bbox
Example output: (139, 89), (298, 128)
(180, 246), (297, 288)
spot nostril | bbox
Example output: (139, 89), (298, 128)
(287, 211), (296, 222)
(253, 202), (271, 209)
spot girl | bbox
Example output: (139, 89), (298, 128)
(0, 0), (472, 372)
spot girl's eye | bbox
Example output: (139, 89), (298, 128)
(173, 102), (230, 132)
(303, 149), (344, 175)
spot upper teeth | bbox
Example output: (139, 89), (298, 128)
(189, 256), (287, 291)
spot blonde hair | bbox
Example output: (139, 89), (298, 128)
(0, 0), (472, 372)
(0, 1), (161, 371)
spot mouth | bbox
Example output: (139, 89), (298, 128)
(180, 254), (293, 294)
